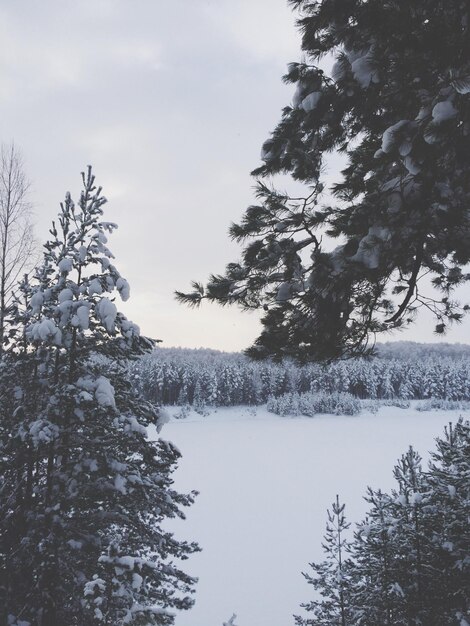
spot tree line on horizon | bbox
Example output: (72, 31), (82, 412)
(131, 347), (470, 410)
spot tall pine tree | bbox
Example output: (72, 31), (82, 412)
(0, 167), (198, 625)
(177, 0), (470, 361)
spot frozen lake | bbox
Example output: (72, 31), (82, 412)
(156, 405), (467, 626)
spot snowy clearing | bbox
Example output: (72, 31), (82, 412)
(154, 405), (468, 626)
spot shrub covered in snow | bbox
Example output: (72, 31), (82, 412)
(267, 390), (361, 417)
(415, 398), (470, 412)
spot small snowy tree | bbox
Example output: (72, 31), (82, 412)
(295, 496), (352, 626)
(0, 167), (198, 625)
(192, 378), (207, 415)
(308, 424), (470, 625)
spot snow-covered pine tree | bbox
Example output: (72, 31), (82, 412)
(307, 425), (470, 625)
(130, 347), (470, 407)
(177, 0), (470, 361)
(348, 488), (400, 625)
(192, 378), (207, 415)
(295, 495), (352, 626)
(388, 447), (430, 624)
(0, 167), (198, 625)
(425, 420), (470, 625)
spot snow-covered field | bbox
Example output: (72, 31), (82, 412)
(155, 405), (468, 626)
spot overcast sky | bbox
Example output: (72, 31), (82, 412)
(1, 0), (468, 350)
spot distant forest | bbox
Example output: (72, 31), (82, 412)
(130, 342), (470, 407)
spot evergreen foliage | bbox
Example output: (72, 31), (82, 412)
(295, 496), (352, 626)
(177, 0), (470, 361)
(131, 347), (470, 409)
(0, 168), (198, 625)
(297, 421), (470, 625)
(267, 390), (361, 417)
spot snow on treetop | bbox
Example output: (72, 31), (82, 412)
(381, 120), (409, 154)
(94, 376), (116, 408)
(20, 167), (153, 360)
(301, 91), (321, 112)
(404, 156), (421, 175)
(58, 288), (74, 303)
(292, 81), (307, 108)
(116, 276), (130, 301)
(432, 100), (458, 123)
(351, 226), (391, 270)
(30, 290), (44, 314)
(88, 277), (103, 296)
(58, 257), (73, 273)
(83, 577), (106, 597)
(132, 573), (143, 590)
(76, 375), (116, 408)
(72, 304), (90, 330)
(350, 54), (379, 88)
(123, 415), (147, 435)
(120, 317), (140, 339)
(99, 221), (118, 230)
(96, 298), (117, 333)
(28, 418), (60, 447)
(114, 474), (127, 494)
(76, 376), (95, 392)
(26, 318), (62, 345)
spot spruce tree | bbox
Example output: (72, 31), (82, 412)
(177, 0), (470, 361)
(0, 167), (198, 625)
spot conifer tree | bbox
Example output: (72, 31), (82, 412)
(295, 496), (352, 626)
(425, 420), (470, 624)
(348, 488), (400, 626)
(177, 0), (470, 361)
(389, 447), (428, 623)
(300, 423), (470, 625)
(0, 167), (198, 625)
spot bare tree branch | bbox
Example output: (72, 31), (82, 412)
(0, 143), (37, 353)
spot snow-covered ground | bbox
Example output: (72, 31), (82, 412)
(155, 405), (468, 626)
